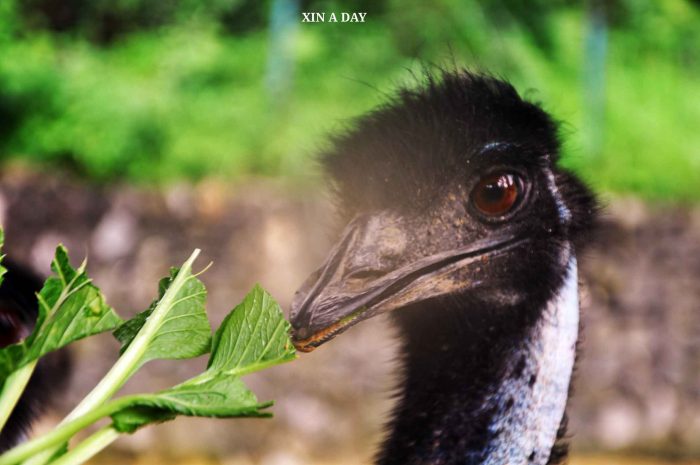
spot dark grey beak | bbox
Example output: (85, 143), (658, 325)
(290, 212), (526, 352)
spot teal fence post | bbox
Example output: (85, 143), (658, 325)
(583, 0), (608, 159)
(266, 0), (300, 109)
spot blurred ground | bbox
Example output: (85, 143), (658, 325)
(86, 452), (700, 465)
(2, 169), (699, 462)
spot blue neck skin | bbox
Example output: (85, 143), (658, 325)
(375, 258), (579, 465)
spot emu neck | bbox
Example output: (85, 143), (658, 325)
(377, 260), (579, 465)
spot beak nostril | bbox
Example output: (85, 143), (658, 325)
(344, 268), (388, 281)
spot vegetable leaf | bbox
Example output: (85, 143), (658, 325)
(208, 284), (296, 376)
(0, 246), (122, 380)
(113, 261), (211, 368)
(110, 375), (267, 433)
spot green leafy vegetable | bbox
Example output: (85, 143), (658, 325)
(0, 246), (297, 465)
(19, 251), (211, 465)
(109, 284), (295, 432)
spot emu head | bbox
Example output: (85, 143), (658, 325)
(290, 71), (596, 351)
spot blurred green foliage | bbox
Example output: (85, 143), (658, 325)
(0, 0), (698, 199)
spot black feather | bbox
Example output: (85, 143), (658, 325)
(322, 70), (561, 216)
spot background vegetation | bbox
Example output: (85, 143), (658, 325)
(0, 0), (698, 199)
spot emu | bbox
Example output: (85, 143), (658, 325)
(290, 71), (596, 465)
(0, 260), (68, 451)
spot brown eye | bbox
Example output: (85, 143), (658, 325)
(471, 172), (524, 217)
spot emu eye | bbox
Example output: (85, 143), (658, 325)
(471, 172), (524, 217)
(0, 305), (24, 348)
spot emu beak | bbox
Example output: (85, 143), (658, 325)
(290, 213), (525, 352)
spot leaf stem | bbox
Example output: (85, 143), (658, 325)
(0, 360), (38, 432)
(49, 426), (119, 465)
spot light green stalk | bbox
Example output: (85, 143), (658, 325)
(0, 396), (136, 465)
(0, 361), (37, 431)
(49, 426), (119, 465)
